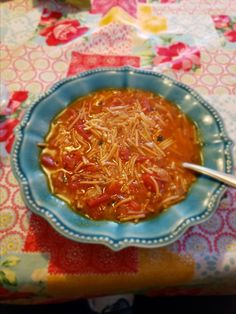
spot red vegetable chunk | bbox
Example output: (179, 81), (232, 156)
(119, 147), (130, 161)
(62, 151), (81, 171)
(86, 193), (110, 208)
(41, 154), (57, 168)
(74, 120), (91, 141)
(142, 173), (158, 193)
(106, 182), (121, 195)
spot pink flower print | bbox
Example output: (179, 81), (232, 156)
(40, 19), (89, 46)
(212, 15), (231, 29)
(154, 42), (201, 71)
(171, 46), (201, 71)
(90, 0), (137, 17)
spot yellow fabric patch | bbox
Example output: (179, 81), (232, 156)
(138, 4), (154, 18)
(99, 5), (167, 34)
(99, 7), (136, 27)
(138, 4), (167, 34)
(140, 16), (167, 34)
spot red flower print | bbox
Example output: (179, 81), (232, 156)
(0, 119), (19, 153)
(154, 42), (201, 71)
(224, 29), (236, 42)
(39, 8), (62, 26)
(212, 15), (231, 29)
(40, 20), (89, 46)
(167, 42), (187, 56)
(0, 119), (19, 142)
(155, 47), (172, 62)
(1, 91), (28, 115)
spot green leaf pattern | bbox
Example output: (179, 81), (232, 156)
(0, 256), (19, 287)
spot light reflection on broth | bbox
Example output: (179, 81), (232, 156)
(39, 88), (202, 222)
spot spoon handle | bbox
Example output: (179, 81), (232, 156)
(182, 162), (236, 188)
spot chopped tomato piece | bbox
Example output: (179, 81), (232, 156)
(141, 98), (152, 113)
(110, 98), (123, 106)
(129, 182), (147, 203)
(116, 201), (141, 217)
(119, 147), (130, 161)
(86, 193), (110, 208)
(41, 154), (57, 168)
(129, 181), (139, 193)
(74, 120), (91, 141)
(62, 151), (81, 171)
(125, 200), (141, 211)
(142, 173), (157, 193)
(87, 207), (105, 220)
(106, 182), (121, 195)
(70, 182), (82, 191)
(85, 164), (98, 173)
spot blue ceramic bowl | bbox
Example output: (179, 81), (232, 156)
(11, 67), (233, 250)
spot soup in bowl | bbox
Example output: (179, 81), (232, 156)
(39, 88), (202, 222)
(11, 67), (233, 250)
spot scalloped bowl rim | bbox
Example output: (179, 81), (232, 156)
(11, 66), (234, 250)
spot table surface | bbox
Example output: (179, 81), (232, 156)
(0, 0), (236, 304)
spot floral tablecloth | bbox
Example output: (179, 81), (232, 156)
(0, 0), (236, 304)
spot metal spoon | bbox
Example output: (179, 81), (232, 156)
(182, 162), (236, 188)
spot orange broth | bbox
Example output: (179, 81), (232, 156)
(39, 88), (202, 222)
